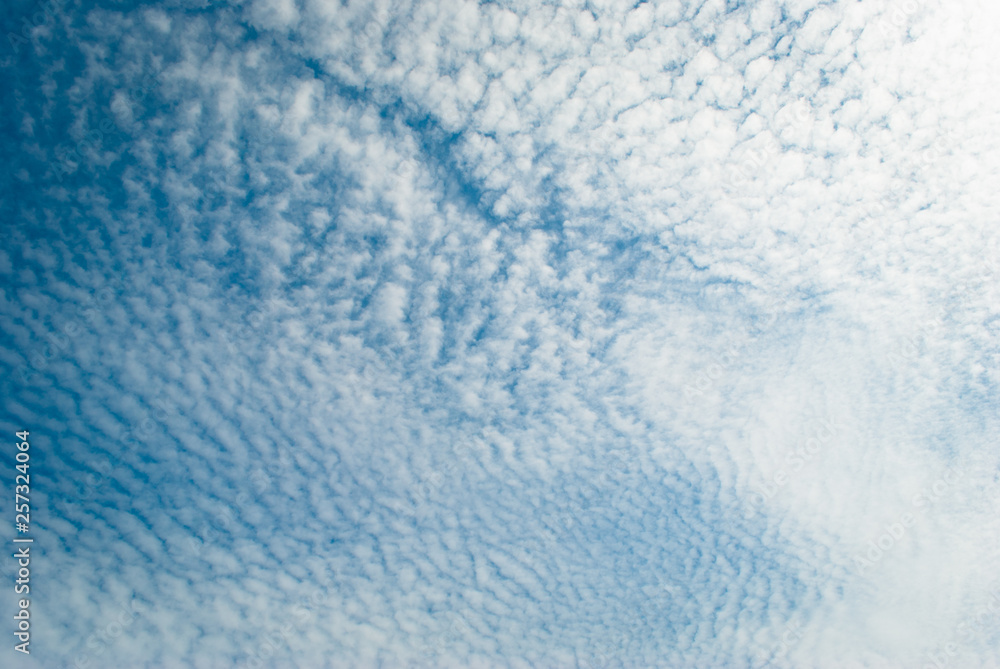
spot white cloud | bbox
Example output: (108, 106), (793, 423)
(3, 0), (1000, 667)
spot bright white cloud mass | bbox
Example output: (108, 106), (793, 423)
(1, 0), (999, 667)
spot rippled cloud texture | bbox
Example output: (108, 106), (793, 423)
(2, 0), (999, 667)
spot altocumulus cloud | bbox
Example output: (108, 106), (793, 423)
(1, 0), (999, 667)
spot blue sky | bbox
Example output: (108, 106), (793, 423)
(1, 0), (1000, 667)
